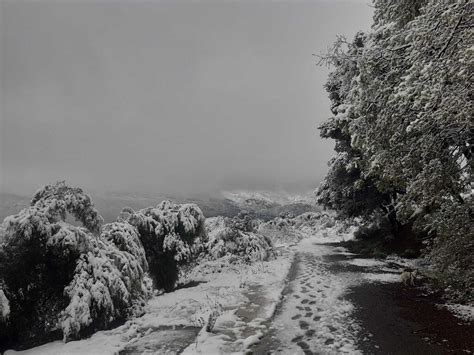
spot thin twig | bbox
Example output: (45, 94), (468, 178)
(437, 15), (463, 59)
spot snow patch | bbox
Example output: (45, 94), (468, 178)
(346, 258), (387, 267)
(0, 289), (10, 321)
(442, 304), (474, 322)
(363, 273), (400, 283)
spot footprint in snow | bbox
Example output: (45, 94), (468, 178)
(291, 335), (303, 343)
(299, 320), (310, 330)
(297, 341), (310, 350)
(325, 338), (335, 345)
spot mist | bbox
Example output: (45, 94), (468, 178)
(0, 0), (373, 197)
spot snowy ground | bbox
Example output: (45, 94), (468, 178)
(6, 246), (294, 355)
(250, 229), (415, 355)
(259, 242), (362, 354)
(6, 223), (472, 354)
(440, 304), (474, 322)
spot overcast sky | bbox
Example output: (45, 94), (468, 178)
(0, 0), (372, 196)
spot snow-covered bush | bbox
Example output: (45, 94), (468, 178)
(122, 201), (205, 291)
(204, 216), (274, 262)
(30, 181), (104, 234)
(101, 222), (148, 272)
(257, 211), (350, 245)
(0, 183), (152, 348)
(291, 211), (338, 234)
(257, 217), (304, 245)
(425, 197), (474, 303)
(59, 222), (152, 340)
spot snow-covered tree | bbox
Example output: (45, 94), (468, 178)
(316, 32), (392, 221)
(122, 201), (205, 291)
(318, 0), (473, 298)
(0, 183), (152, 347)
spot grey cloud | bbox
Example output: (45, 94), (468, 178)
(0, 0), (372, 196)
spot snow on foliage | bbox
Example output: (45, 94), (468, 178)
(0, 289), (9, 321)
(0, 182), (152, 348)
(204, 215), (274, 262)
(30, 181), (104, 234)
(59, 223), (152, 340)
(257, 217), (304, 245)
(101, 222), (148, 272)
(317, 0), (473, 300)
(257, 211), (351, 246)
(122, 201), (205, 291)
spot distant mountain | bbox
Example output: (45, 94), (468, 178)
(0, 189), (319, 225)
(182, 197), (241, 218)
(90, 190), (318, 222)
(90, 192), (242, 222)
(222, 190), (315, 206)
(221, 190), (319, 220)
(0, 192), (30, 222)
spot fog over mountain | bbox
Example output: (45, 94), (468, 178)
(1, 0), (372, 197)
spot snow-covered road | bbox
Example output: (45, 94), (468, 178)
(252, 239), (362, 354)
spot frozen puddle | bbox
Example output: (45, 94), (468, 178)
(253, 241), (362, 354)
